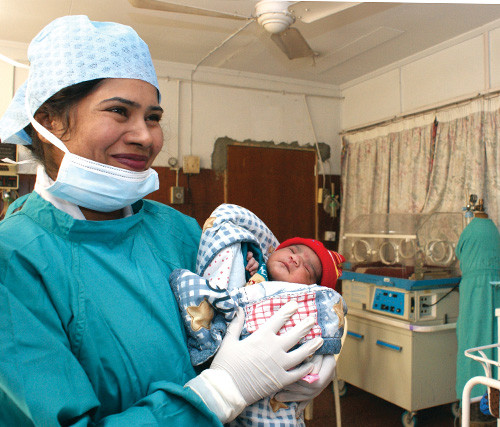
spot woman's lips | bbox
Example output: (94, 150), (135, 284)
(112, 154), (149, 171)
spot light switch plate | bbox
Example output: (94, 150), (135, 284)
(170, 186), (184, 204)
(324, 231), (336, 241)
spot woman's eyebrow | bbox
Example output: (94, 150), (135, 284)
(100, 97), (163, 112)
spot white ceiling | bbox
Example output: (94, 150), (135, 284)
(2, 0), (500, 86)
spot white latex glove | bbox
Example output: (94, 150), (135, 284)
(274, 354), (337, 413)
(186, 301), (323, 423)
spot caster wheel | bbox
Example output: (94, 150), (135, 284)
(337, 380), (347, 397)
(451, 401), (460, 418)
(401, 410), (417, 426)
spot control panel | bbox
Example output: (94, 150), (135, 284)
(372, 288), (405, 317)
(341, 280), (459, 325)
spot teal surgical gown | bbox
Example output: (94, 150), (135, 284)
(455, 217), (500, 401)
(0, 192), (222, 426)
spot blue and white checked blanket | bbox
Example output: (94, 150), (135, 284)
(196, 203), (279, 276)
(169, 204), (348, 427)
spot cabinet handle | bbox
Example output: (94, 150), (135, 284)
(376, 339), (402, 351)
(347, 331), (364, 340)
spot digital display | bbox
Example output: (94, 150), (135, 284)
(0, 175), (19, 190)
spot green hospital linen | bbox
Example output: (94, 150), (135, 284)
(455, 217), (500, 401)
(0, 192), (222, 426)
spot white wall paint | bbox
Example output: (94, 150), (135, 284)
(341, 22), (500, 131)
(401, 36), (484, 112)
(188, 83), (341, 171)
(342, 69), (401, 129)
(0, 61), (14, 118)
(490, 27), (500, 88)
(0, 40), (343, 174)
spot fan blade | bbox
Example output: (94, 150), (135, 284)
(128, 0), (248, 20)
(270, 27), (316, 59)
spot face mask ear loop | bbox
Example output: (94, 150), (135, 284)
(24, 88), (69, 155)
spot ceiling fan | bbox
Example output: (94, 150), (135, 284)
(128, 0), (359, 60)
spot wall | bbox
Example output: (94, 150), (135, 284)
(341, 20), (500, 131)
(0, 42), (343, 175)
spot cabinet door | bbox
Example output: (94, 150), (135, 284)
(337, 315), (413, 410)
(337, 316), (372, 391)
(367, 319), (413, 410)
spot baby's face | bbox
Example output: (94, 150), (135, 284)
(267, 244), (322, 285)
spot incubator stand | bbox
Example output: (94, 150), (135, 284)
(337, 213), (463, 426)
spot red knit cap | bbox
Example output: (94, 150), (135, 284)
(276, 237), (345, 289)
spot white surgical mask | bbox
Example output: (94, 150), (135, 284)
(27, 99), (159, 212)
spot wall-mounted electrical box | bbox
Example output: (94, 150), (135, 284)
(0, 144), (18, 190)
(183, 155), (200, 174)
(324, 231), (336, 241)
(170, 186), (184, 204)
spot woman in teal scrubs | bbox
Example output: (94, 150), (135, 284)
(0, 16), (330, 426)
(456, 214), (500, 402)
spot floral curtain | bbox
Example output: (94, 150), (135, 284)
(339, 114), (436, 252)
(423, 99), (500, 225)
(339, 98), (500, 254)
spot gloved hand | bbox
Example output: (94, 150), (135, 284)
(274, 354), (337, 413)
(186, 301), (323, 423)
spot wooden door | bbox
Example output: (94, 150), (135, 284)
(226, 145), (317, 242)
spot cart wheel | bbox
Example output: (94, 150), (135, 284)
(451, 401), (460, 418)
(337, 380), (347, 397)
(401, 411), (417, 427)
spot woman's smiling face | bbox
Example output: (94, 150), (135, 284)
(47, 78), (163, 173)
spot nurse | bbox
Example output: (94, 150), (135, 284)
(0, 16), (332, 426)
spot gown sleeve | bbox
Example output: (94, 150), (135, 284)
(0, 272), (222, 427)
(0, 216), (222, 426)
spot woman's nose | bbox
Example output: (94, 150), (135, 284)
(127, 119), (155, 147)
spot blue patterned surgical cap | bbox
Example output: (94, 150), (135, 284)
(0, 15), (160, 145)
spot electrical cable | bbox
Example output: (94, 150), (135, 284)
(303, 95), (326, 193)
(422, 284), (459, 307)
(189, 19), (254, 155)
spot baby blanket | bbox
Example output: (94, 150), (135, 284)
(170, 271), (347, 365)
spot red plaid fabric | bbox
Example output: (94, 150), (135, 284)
(244, 292), (321, 341)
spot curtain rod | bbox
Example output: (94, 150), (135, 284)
(340, 87), (500, 136)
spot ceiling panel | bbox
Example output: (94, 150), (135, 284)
(1, 0), (500, 86)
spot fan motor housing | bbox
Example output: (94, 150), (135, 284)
(255, 1), (295, 34)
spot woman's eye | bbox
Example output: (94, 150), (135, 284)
(108, 106), (128, 116)
(147, 113), (162, 122)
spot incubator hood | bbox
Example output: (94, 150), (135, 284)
(342, 212), (464, 280)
